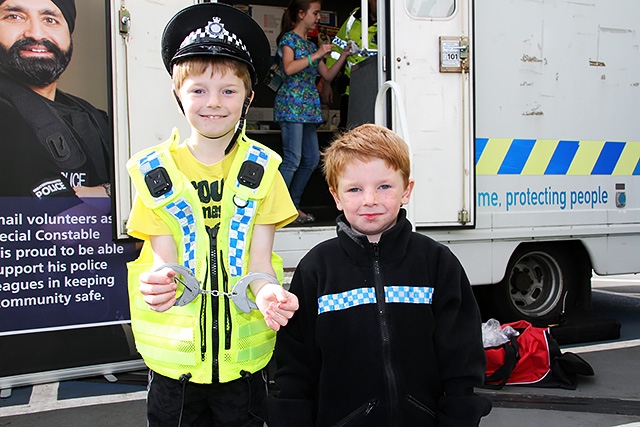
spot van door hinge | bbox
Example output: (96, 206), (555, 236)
(458, 209), (470, 224)
(119, 6), (131, 36)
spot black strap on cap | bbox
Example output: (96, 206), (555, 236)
(224, 95), (252, 155)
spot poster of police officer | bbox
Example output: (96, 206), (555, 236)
(0, 0), (139, 381)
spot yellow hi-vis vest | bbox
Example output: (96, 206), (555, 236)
(126, 128), (284, 384)
(327, 8), (378, 95)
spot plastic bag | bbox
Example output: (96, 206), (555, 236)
(481, 318), (519, 348)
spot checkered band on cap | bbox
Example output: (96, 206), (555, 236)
(180, 17), (250, 59)
(385, 286), (434, 304)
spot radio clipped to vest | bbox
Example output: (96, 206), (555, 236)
(234, 160), (264, 208)
(145, 166), (173, 197)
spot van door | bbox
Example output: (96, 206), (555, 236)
(384, 0), (474, 227)
(111, 0), (194, 238)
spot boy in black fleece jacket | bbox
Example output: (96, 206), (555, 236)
(265, 124), (492, 426)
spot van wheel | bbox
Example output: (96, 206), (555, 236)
(492, 245), (573, 323)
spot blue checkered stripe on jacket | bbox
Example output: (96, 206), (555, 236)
(318, 286), (434, 314)
(318, 288), (376, 314)
(385, 286), (434, 304)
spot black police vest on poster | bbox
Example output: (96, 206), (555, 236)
(0, 198), (136, 335)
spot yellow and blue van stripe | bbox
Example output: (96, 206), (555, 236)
(475, 138), (640, 176)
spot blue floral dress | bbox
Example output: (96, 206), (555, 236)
(274, 31), (323, 124)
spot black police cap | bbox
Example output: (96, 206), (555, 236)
(161, 3), (270, 86)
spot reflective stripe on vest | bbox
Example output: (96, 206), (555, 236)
(329, 10), (378, 72)
(331, 13), (358, 51)
(227, 144), (271, 277)
(133, 141), (204, 275)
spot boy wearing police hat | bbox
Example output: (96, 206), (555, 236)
(126, 4), (298, 426)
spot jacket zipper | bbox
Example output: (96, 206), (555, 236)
(199, 271), (207, 362)
(208, 224), (220, 380)
(372, 243), (400, 422)
(335, 400), (378, 427)
(406, 395), (438, 420)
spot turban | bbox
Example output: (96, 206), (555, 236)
(51, 0), (76, 34)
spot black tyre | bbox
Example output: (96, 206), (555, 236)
(492, 244), (574, 323)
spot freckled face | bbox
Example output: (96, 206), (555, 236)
(330, 158), (413, 243)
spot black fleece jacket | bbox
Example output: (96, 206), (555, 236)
(265, 210), (492, 426)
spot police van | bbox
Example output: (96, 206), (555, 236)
(0, 0), (637, 395)
(107, 0), (639, 324)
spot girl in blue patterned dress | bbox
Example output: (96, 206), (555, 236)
(275, 0), (351, 223)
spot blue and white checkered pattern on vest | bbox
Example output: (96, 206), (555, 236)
(165, 199), (198, 272)
(227, 145), (271, 277)
(318, 286), (434, 314)
(137, 151), (198, 273)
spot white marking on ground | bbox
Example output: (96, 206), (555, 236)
(564, 338), (640, 354)
(0, 383), (146, 417)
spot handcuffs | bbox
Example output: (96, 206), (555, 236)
(153, 263), (278, 313)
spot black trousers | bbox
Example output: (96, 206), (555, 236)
(146, 370), (267, 427)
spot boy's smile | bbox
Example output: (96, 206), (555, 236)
(178, 66), (248, 144)
(330, 157), (414, 243)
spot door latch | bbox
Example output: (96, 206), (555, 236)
(439, 36), (469, 73)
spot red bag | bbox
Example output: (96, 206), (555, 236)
(483, 320), (593, 390)
(484, 320), (550, 387)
